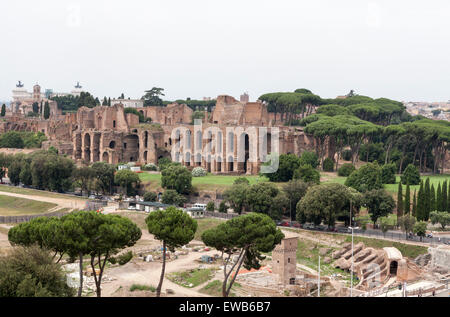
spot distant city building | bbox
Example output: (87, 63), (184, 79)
(404, 101), (450, 121)
(240, 92), (249, 103)
(111, 98), (144, 108)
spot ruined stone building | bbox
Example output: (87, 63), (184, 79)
(1, 93), (316, 174)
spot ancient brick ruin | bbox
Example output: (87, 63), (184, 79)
(0, 94), (316, 174)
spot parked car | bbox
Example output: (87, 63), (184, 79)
(326, 227), (338, 232)
(291, 222), (302, 228)
(127, 205), (136, 210)
(426, 233), (433, 238)
(280, 221), (290, 227)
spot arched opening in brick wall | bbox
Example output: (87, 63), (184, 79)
(92, 134), (101, 162)
(185, 152), (191, 166)
(75, 134), (82, 159)
(123, 134), (139, 162)
(144, 131), (149, 148)
(102, 152), (109, 163)
(196, 153), (202, 166)
(228, 155), (234, 172)
(84, 133), (91, 162)
(143, 151), (148, 163)
(390, 261), (398, 276)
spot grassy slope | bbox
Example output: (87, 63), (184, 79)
(0, 185), (86, 200)
(0, 194), (57, 216)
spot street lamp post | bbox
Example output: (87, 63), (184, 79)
(318, 256), (321, 297)
(350, 226), (354, 297)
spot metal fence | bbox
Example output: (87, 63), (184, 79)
(350, 228), (450, 245)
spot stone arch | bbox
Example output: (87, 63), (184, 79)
(228, 155), (234, 172)
(143, 151), (148, 163)
(102, 152), (109, 163)
(144, 131), (149, 148)
(123, 134), (139, 162)
(390, 261), (398, 276)
(185, 130), (192, 150)
(185, 152), (191, 166)
(75, 134), (82, 159)
(196, 153), (202, 166)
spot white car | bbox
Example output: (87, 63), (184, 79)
(127, 205), (136, 210)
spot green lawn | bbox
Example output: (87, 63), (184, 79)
(194, 218), (225, 240)
(139, 172), (271, 192)
(199, 280), (241, 297)
(167, 268), (216, 288)
(0, 194), (57, 216)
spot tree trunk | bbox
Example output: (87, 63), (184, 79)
(78, 253), (84, 297)
(156, 241), (166, 297)
(225, 249), (246, 297)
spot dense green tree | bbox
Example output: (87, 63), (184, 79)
(219, 201), (228, 213)
(91, 162), (115, 195)
(430, 211), (450, 229)
(265, 153), (301, 182)
(161, 164), (192, 194)
(398, 215), (416, 238)
(73, 166), (95, 196)
(246, 183), (282, 220)
(102, 97), (108, 106)
(298, 151), (319, 169)
(297, 183), (358, 227)
(1, 104), (6, 116)
(381, 163), (397, 184)
(142, 87), (165, 107)
(224, 183), (249, 215)
(400, 164), (420, 185)
(8, 159), (23, 185)
(161, 189), (187, 206)
(397, 182), (403, 217)
(146, 207), (197, 297)
(0, 246), (75, 297)
(413, 221), (428, 241)
(206, 201), (215, 212)
(345, 162), (382, 193)
(282, 179), (309, 220)
(293, 164), (320, 184)
(363, 189), (395, 225)
(202, 213), (284, 297)
(0, 131), (25, 148)
(114, 169), (141, 196)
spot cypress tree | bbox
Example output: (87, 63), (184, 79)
(417, 181), (424, 221)
(412, 190), (417, 217)
(424, 178), (431, 221)
(108, 97), (111, 106)
(1, 104), (6, 117)
(437, 183), (442, 212)
(102, 97), (108, 106)
(397, 182), (403, 217)
(443, 180), (448, 212)
(43, 101), (50, 119)
(404, 184), (411, 215)
(430, 184), (436, 212)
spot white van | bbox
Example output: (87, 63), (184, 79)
(193, 203), (207, 210)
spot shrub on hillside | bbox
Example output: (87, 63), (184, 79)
(143, 191), (157, 202)
(299, 151), (319, 169)
(293, 164), (320, 184)
(206, 201), (215, 212)
(142, 163), (157, 171)
(322, 157), (334, 172)
(381, 163), (396, 184)
(342, 149), (352, 161)
(338, 163), (355, 177)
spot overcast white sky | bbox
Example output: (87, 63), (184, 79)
(1, 0), (450, 102)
